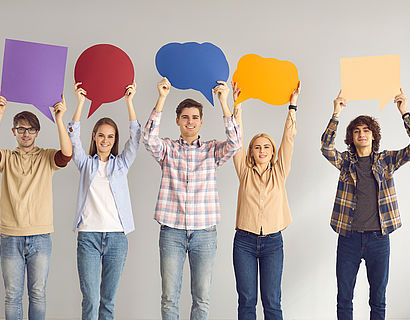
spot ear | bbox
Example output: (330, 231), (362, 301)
(92, 132), (96, 141)
(12, 128), (16, 136)
(176, 117), (180, 126)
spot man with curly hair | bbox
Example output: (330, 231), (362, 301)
(321, 89), (409, 320)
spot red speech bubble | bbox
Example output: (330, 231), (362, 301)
(74, 44), (134, 117)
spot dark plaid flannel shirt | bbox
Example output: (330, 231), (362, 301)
(321, 116), (410, 236)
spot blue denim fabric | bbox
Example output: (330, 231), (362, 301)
(77, 232), (128, 320)
(0, 233), (52, 320)
(336, 231), (390, 320)
(159, 225), (217, 320)
(233, 229), (283, 320)
(68, 120), (141, 234)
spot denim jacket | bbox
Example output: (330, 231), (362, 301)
(68, 120), (141, 234)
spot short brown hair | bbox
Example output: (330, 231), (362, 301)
(345, 115), (381, 153)
(176, 99), (203, 119)
(88, 118), (119, 156)
(13, 111), (40, 131)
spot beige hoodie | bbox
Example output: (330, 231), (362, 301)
(0, 147), (60, 235)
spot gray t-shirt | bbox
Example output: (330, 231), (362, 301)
(351, 155), (381, 231)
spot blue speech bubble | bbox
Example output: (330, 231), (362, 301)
(155, 42), (229, 105)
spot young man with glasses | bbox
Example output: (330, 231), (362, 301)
(0, 91), (72, 320)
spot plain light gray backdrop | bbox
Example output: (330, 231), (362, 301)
(0, 0), (409, 319)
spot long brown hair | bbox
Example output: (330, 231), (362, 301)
(88, 118), (119, 156)
(245, 133), (277, 168)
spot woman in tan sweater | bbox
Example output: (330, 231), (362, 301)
(232, 82), (300, 320)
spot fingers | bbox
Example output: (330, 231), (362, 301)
(74, 82), (82, 90)
(61, 94), (66, 105)
(337, 89), (342, 98)
(0, 95), (7, 107)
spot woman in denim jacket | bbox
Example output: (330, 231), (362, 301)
(68, 82), (141, 320)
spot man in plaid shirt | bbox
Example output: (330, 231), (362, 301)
(143, 78), (241, 319)
(321, 89), (409, 320)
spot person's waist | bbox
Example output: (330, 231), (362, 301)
(236, 228), (281, 238)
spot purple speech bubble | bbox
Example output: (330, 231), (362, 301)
(1, 39), (68, 121)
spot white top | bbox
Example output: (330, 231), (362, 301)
(79, 160), (124, 232)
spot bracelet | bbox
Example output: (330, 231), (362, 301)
(402, 112), (410, 119)
(289, 105), (297, 111)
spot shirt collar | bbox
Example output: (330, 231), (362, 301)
(178, 136), (202, 147)
(92, 153), (115, 160)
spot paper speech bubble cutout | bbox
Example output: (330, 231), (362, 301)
(232, 54), (299, 106)
(74, 44), (134, 118)
(1, 39), (68, 121)
(155, 42), (229, 105)
(341, 55), (400, 110)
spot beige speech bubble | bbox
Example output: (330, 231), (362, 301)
(340, 55), (400, 110)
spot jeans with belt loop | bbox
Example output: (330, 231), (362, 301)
(1, 233), (52, 320)
(233, 229), (284, 320)
(77, 231), (128, 320)
(336, 230), (390, 320)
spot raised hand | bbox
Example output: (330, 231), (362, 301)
(394, 88), (408, 116)
(74, 82), (87, 106)
(290, 81), (301, 106)
(157, 77), (171, 98)
(125, 81), (137, 104)
(333, 90), (347, 117)
(53, 94), (67, 122)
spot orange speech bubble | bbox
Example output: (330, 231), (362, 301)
(232, 54), (299, 106)
(341, 55), (400, 110)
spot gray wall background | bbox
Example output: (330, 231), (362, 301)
(1, 0), (409, 319)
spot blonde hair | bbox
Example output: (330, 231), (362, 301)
(246, 133), (276, 168)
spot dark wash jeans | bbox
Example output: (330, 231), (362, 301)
(233, 229), (283, 320)
(336, 231), (390, 320)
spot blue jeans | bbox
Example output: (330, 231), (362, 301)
(77, 232), (128, 320)
(159, 225), (217, 320)
(0, 233), (52, 320)
(336, 231), (390, 320)
(233, 229), (283, 320)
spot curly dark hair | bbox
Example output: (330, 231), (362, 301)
(345, 115), (381, 153)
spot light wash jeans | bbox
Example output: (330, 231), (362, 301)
(0, 233), (52, 320)
(159, 225), (217, 320)
(77, 232), (128, 320)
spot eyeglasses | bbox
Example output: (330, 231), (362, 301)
(14, 127), (38, 135)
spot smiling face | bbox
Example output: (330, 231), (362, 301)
(352, 124), (374, 151)
(12, 120), (39, 151)
(176, 107), (203, 142)
(93, 123), (116, 156)
(251, 136), (274, 166)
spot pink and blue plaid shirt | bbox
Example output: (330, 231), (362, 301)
(143, 110), (242, 230)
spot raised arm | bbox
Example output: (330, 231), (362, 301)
(0, 90), (7, 123)
(53, 95), (72, 157)
(389, 88), (410, 171)
(320, 90), (347, 170)
(119, 82), (141, 168)
(143, 78), (170, 164)
(212, 81), (242, 167)
(125, 81), (137, 121)
(232, 82), (246, 177)
(276, 83), (300, 178)
(72, 82), (87, 122)
(213, 81), (232, 117)
(67, 83), (88, 167)
(154, 77), (170, 112)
